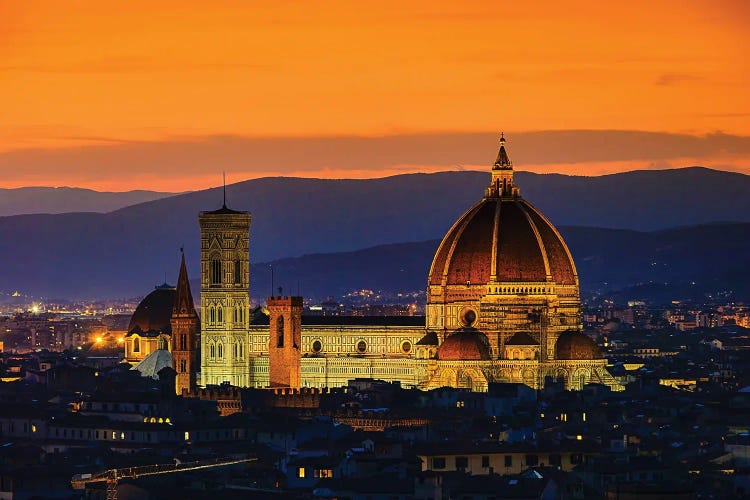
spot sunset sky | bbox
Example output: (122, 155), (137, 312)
(1, 0), (749, 191)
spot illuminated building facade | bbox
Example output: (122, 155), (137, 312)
(196, 136), (622, 392)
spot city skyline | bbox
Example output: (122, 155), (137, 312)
(2, 1), (749, 191)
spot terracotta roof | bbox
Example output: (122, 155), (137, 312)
(505, 331), (539, 346)
(127, 285), (175, 335)
(416, 331), (439, 345)
(555, 331), (603, 360)
(437, 329), (492, 361)
(429, 198), (576, 286)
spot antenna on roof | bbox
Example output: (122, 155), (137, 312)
(222, 172), (227, 208)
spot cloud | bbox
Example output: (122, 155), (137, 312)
(1, 130), (749, 190)
(0, 58), (276, 74)
(655, 73), (703, 86)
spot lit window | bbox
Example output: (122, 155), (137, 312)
(297, 467), (305, 478)
(184, 432), (190, 441)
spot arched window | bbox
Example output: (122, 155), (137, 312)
(217, 306), (223, 323)
(209, 306), (215, 324)
(218, 343), (223, 358)
(133, 337), (140, 353)
(276, 316), (285, 347)
(239, 342), (244, 358)
(209, 343), (215, 358)
(210, 258), (222, 285)
(179, 360), (187, 373)
(179, 334), (187, 351)
(233, 306), (238, 323)
(233, 343), (238, 358)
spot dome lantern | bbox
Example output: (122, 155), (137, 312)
(486, 132), (520, 199)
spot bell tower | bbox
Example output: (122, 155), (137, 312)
(171, 251), (199, 395)
(199, 186), (251, 387)
(267, 295), (303, 389)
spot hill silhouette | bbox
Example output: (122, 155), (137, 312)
(251, 222), (750, 304)
(0, 187), (177, 216)
(1, 167), (749, 298)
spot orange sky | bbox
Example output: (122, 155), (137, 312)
(1, 0), (749, 191)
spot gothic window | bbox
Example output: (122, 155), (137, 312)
(180, 334), (187, 351)
(239, 342), (244, 358)
(234, 260), (242, 284)
(133, 337), (140, 353)
(218, 343), (223, 358)
(233, 306), (238, 323)
(209, 306), (216, 324)
(210, 258), (222, 285)
(233, 343), (238, 358)
(179, 360), (187, 373)
(209, 343), (215, 358)
(217, 306), (223, 323)
(277, 316), (285, 347)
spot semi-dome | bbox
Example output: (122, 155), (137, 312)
(127, 284), (176, 336)
(437, 329), (492, 361)
(555, 331), (602, 360)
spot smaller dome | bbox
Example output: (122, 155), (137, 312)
(127, 284), (176, 336)
(555, 331), (602, 360)
(437, 329), (492, 361)
(505, 332), (539, 346)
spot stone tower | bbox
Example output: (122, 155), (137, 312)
(199, 195), (251, 387)
(267, 295), (303, 389)
(171, 251), (200, 395)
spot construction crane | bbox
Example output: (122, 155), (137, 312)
(71, 456), (256, 500)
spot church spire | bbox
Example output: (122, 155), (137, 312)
(486, 132), (520, 199)
(173, 250), (197, 317)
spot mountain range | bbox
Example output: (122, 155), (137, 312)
(1, 167), (749, 299)
(251, 222), (750, 304)
(0, 187), (177, 216)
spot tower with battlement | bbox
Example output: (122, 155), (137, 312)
(267, 295), (303, 389)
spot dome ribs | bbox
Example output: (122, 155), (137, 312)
(524, 203), (578, 286)
(428, 201), (483, 286)
(495, 201), (547, 282)
(445, 201), (496, 285)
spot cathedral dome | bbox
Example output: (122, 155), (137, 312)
(428, 135), (577, 291)
(428, 197), (577, 288)
(555, 331), (602, 360)
(127, 284), (176, 336)
(437, 330), (492, 361)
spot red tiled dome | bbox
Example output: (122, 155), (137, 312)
(127, 284), (175, 336)
(437, 330), (492, 361)
(428, 197), (577, 287)
(555, 331), (602, 360)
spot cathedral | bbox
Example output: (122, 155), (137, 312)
(124, 136), (622, 393)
